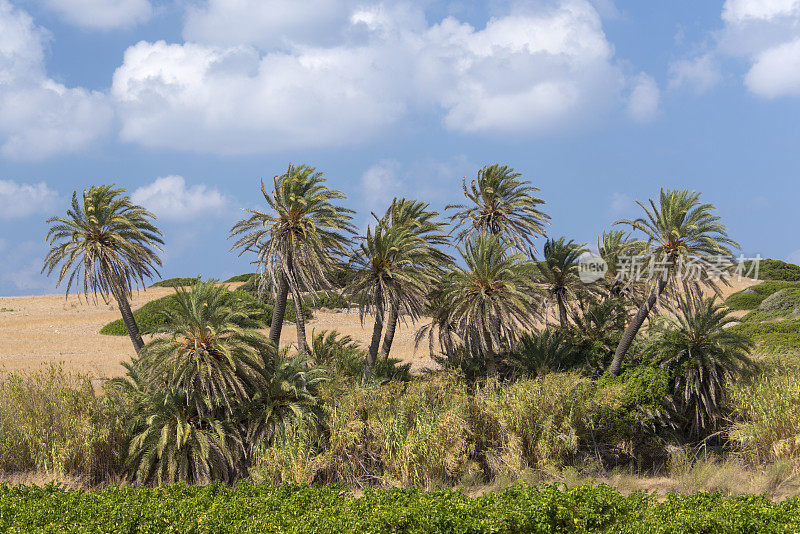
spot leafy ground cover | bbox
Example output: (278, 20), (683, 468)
(2, 482), (800, 533)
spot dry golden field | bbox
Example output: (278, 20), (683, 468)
(0, 276), (761, 379)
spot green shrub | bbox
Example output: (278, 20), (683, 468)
(0, 367), (129, 485)
(726, 292), (764, 310)
(223, 273), (256, 283)
(149, 277), (200, 288)
(306, 291), (350, 310)
(745, 258), (800, 282)
(3, 482), (800, 532)
(100, 289), (312, 336)
(730, 319), (800, 353)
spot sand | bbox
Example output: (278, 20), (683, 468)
(0, 276), (761, 379)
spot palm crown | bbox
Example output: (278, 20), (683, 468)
(42, 184), (163, 352)
(448, 163), (549, 254)
(538, 237), (588, 328)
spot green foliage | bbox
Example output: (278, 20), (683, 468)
(505, 328), (578, 378)
(0, 367), (129, 485)
(726, 291), (765, 310)
(149, 276), (200, 288)
(731, 319), (800, 353)
(309, 330), (411, 383)
(745, 258), (800, 281)
(7, 477), (800, 532)
(223, 273), (256, 283)
(100, 288), (311, 336)
(99, 294), (179, 335)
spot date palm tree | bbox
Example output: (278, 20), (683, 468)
(349, 220), (435, 386)
(378, 198), (452, 361)
(230, 165), (355, 353)
(447, 163), (549, 254)
(138, 280), (272, 416)
(538, 237), (588, 329)
(440, 233), (538, 376)
(646, 296), (754, 437)
(609, 189), (738, 376)
(42, 185), (163, 354)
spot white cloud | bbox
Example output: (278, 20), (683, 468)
(716, 0), (800, 98)
(0, 0), (113, 159)
(607, 192), (634, 216)
(626, 74), (660, 122)
(360, 160), (402, 217)
(131, 175), (229, 220)
(39, 0), (152, 30)
(183, 0), (352, 49)
(788, 248), (800, 265)
(111, 0), (639, 154)
(0, 180), (59, 219)
(668, 54), (723, 94)
(744, 37), (800, 96)
(0, 240), (52, 294)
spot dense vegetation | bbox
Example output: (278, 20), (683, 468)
(149, 276), (201, 288)
(4, 483), (800, 533)
(19, 164), (800, 529)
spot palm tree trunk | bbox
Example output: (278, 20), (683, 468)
(609, 276), (668, 376)
(113, 288), (144, 354)
(268, 274), (289, 346)
(289, 282), (308, 353)
(362, 285), (384, 387)
(556, 293), (568, 329)
(379, 302), (399, 361)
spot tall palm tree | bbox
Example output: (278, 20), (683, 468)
(42, 185), (163, 353)
(538, 237), (588, 329)
(447, 163), (549, 254)
(646, 296), (754, 437)
(440, 233), (538, 376)
(609, 189), (738, 376)
(378, 198), (452, 361)
(138, 280), (272, 416)
(230, 165), (355, 353)
(349, 220), (435, 386)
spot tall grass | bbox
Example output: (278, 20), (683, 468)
(0, 366), (128, 485)
(729, 359), (800, 465)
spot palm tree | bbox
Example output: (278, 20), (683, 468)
(125, 385), (241, 484)
(230, 165), (355, 353)
(138, 280), (272, 416)
(608, 190), (738, 376)
(378, 198), (452, 361)
(646, 296), (754, 437)
(447, 163), (549, 254)
(597, 230), (634, 298)
(538, 237), (588, 329)
(42, 185), (163, 353)
(440, 233), (538, 376)
(348, 220), (435, 386)
(505, 328), (576, 378)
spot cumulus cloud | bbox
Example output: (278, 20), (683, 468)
(0, 0), (113, 159)
(131, 175), (229, 220)
(0, 180), (59, 219)
(626, 74), (660, 123)
(668, 54), (723, 94)
(183, 0), (352, 49)
(39, 0), (152, 30)
(717, 0), (800, 98)
(111, 0), (642, 154)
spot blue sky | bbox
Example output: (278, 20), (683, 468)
(1, 0), (798, 296)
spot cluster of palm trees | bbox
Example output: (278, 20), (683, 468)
(41, 165), (755, 481)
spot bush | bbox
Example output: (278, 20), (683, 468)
(729, 359), (800, 465)
(730, 319), (800, 353)
(149, 277), (200, 288)
(3, 482), (800, 532)
(0, 367), (129, 485)
(224, 273), (256, 283)
(726, 280), (800, 311)
(726, 292), (764, 310)
(745, 258), (800, 282)
(309, 330), (411, 383)
(100, 288), (312, 336)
